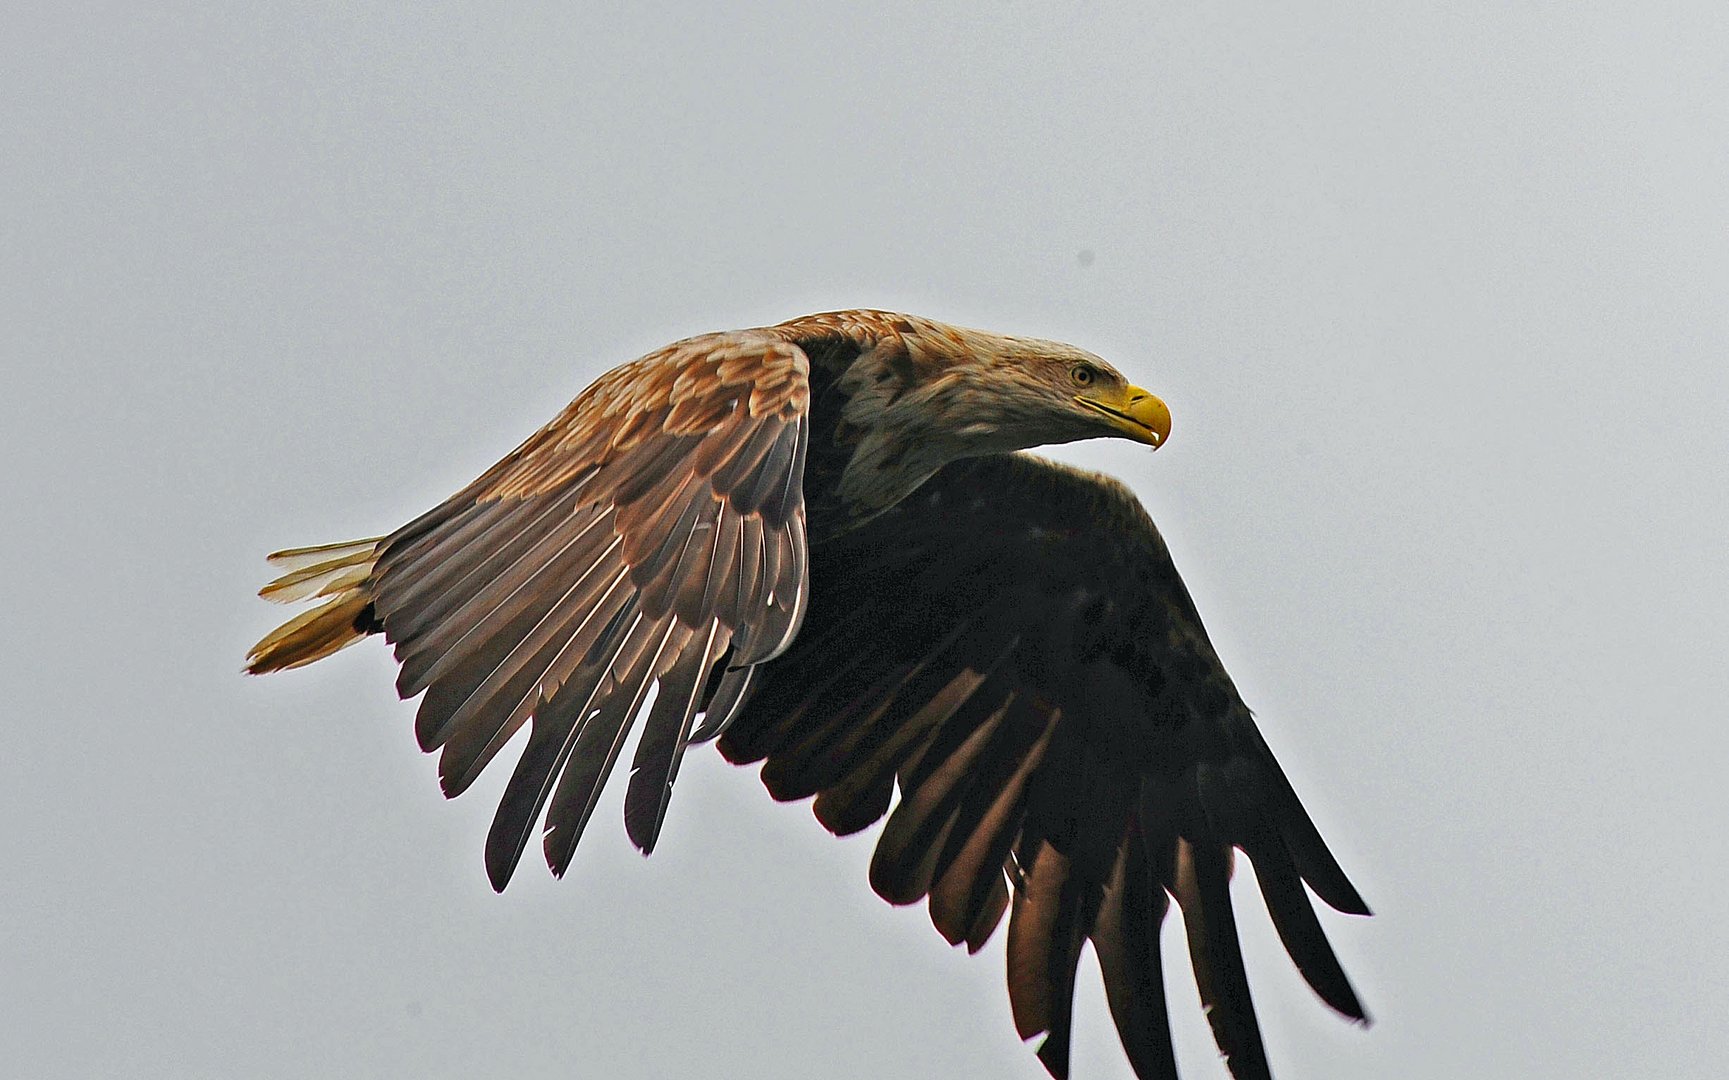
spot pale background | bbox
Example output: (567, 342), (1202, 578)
(4, 3), (1726, 1078)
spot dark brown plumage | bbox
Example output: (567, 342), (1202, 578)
(247, 310), (1365, 1080)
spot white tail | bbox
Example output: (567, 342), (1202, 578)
(246, 538), (384, 673)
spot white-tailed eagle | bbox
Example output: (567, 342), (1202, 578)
(248, 310), (1368, 1079)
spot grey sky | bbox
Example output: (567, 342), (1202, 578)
(5, 3), (1727, 1078)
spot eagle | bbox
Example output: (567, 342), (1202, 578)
(247, 310), (1369, 1080)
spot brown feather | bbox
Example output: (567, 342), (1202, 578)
(541, 620), (677, 876)
(1091, 834), (1179, 1080)
(927, 707), (1057, 948)
(433, 561), (636, 796)
(244, 591), (373, 673)
(624, 621), (729, 853)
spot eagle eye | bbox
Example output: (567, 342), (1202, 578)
(1070, 364), (1096, 387)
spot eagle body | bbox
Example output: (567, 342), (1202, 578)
(249, 311), (1366, 1080)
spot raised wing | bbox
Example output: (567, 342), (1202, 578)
(372, 330), (811, 887)
(718, 452), (1370, 1080)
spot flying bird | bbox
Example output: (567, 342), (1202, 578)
(247, 310), (1369, 1080)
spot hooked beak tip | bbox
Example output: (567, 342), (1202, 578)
(1077, 386), (1170, 449)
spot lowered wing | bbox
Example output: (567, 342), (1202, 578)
(719, 452), (1370, 1080)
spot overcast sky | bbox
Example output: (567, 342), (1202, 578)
(5, 3), (1727, 1078)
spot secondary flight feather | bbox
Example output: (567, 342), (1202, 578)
(247, 309), (1368, 1080)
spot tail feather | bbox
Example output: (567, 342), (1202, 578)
(260, 542), (381, 605)
(262, 537), (383, 574)
(247, 539), (383, 674)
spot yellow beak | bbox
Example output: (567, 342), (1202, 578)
(1075, 385), (1171, 448)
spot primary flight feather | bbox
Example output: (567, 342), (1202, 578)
(247, 309), (1367, 1080)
